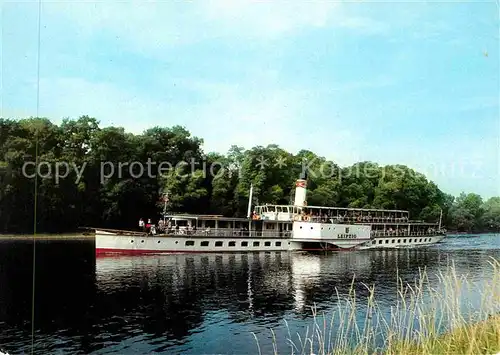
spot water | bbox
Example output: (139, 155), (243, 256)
(0, 234), (499, 354)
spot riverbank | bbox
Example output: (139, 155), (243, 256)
(257, 257), (500, 355)
(0, 233), (94, 240)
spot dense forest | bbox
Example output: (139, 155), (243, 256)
(0, 116), (498, 234)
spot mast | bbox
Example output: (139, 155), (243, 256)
(247, 183), (253, 236)
(246, 183), (254, 218)
(162, 192), (169, 224)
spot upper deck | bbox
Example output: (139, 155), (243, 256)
(253, 204), (435, 225)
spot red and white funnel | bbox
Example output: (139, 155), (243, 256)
(294, 179), (307, 207)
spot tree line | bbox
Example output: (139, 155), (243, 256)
(0, 116), (498, 234)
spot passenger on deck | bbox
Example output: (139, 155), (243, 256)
(139, 218), (145, 231)
(158, 219), (165, 232)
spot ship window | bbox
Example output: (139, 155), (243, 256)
(253, 241), (260, 247)
(392, 239), (395, 243)
(201, 241), (209, 246)
(379, 240), (382, 244)
(398, 239), (401, 243)
(241, 241), (248, 247)
(265, 241), (271, 246)
(372, 240), (376, 245)
(185, 241), (195, 246)
(403, 239), (407, 243)
(409, 239), (412, 243)
(419, 239), (422, 242)
(229, 241), (236, 247)
(215, 241), (223, 247)
(276, 242), (281, 247)
(385, 240), (389, 244)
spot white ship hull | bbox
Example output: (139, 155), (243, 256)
(358, 234), (446, 249)
(94, 229), (446, 255)
(95, 230), (300, 254)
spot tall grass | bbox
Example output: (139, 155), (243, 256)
(254, 257), (500, 355)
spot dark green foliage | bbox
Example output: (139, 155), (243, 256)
(0, 116), (497, 233)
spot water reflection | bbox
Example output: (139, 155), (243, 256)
(0, 236), (498, 354)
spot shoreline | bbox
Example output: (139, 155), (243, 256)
(0, 233), (94, 240)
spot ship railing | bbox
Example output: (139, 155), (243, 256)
(157, 228), (291, 239)
(301, 216), (430, 224)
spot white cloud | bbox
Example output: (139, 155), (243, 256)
(39, 0), (388, 56)
(201, 0), (340, 36)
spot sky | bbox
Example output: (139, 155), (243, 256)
(2, 0), (499, 199)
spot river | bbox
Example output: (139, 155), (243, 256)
(0, 234), (499, 354)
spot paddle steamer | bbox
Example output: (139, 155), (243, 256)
(93, 178), (446, 254)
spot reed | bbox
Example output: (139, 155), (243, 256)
(254, 257), (500, 355)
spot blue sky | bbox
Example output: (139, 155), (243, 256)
(2, 0), (499, 198)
